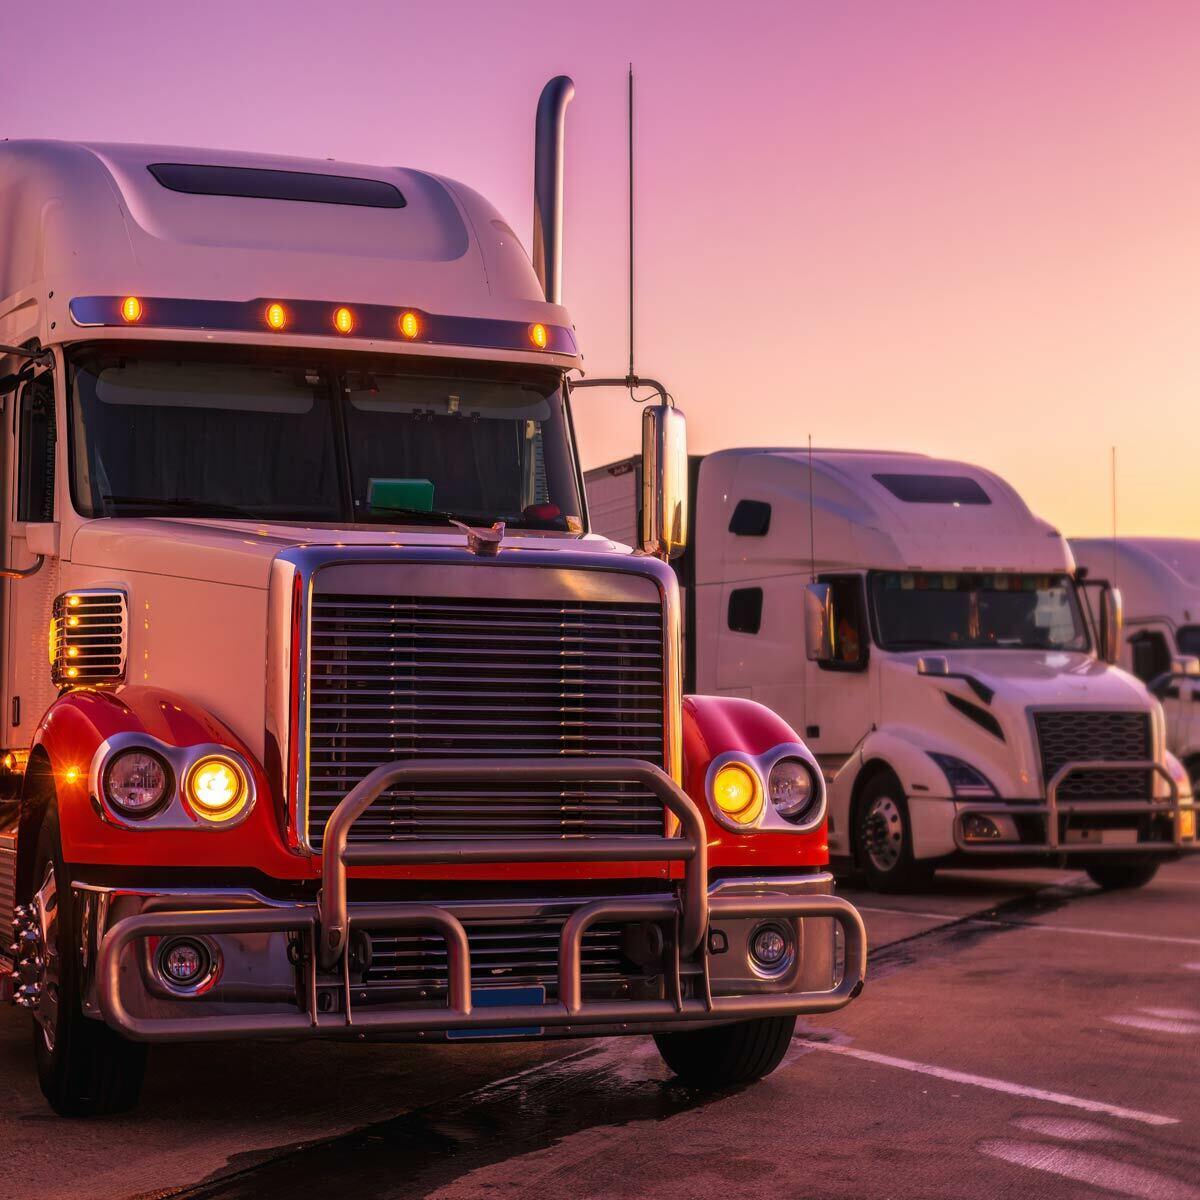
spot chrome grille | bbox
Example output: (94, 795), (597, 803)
(305, 592), (666, 848)
(1034, 710), (1152, 799)
(363, 917), (626, 993)
(50, 590), (127, 686)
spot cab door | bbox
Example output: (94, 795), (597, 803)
(802, 574), (875, 768)
(3, 370), (60, 749)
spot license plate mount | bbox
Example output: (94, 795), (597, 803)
(447, 985), (546, 1040)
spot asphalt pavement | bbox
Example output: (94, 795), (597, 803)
(2, 858), (1198, 1199)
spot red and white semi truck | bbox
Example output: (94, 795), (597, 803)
(0, 79), (865, 1115)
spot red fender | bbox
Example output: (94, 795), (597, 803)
(682, 694), (829, 872)
(29, 686), (300, 874)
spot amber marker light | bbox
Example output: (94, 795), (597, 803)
(529, 322), (549, 350)
(67, 595), (82, 608)
(333, 306), (355, 335)
(265, 302), (288, 331)
(186, 756), (249, 823)
(712, 762), (763, 826)
(121, 296), (143, 323)
(399, 311), (420, 340)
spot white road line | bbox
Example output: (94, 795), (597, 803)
(1185, 962), (1200, 971)
(855, 904), (1200, 947)
(980, 1140), (1200, 1200)
(1107, 1014), (1200, 1036)
(804, 1042), (1179, 1127)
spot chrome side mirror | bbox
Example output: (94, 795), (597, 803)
(1172, 654), (1200, 678)
(1100, 586), (1124, 664)
(804, 582), (833, 662)
(640, 403), (688, 561)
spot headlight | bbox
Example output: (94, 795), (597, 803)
(103, 749), (171, 818)
(768, 757), (821, 825)
(929, 752), (997, 797)
(711, 761), (764, 826)
(185, 755), (249, 823)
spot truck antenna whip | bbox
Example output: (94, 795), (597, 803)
(1110, 445), (1118, 586)
(808, 434), (817, 583)
(627, 63), (636, 389)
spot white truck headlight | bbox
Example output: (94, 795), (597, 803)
(929, 752), (997, 797)
(768, 757), (821, 825)
(103, 749), (172, 818)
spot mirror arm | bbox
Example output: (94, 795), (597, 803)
(0, 342), (53, 368)
(0, 554), (45, 580)
(569, 375), (671, 406)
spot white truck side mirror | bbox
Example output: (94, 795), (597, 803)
(1172, 654), (1200, 678)
(1099, 585), (1123, 664)
(640, 403), (688, 561)
(804, 582), (833, 662)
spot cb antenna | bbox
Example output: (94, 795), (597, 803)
(808, 434), (817, 583)
(1110, 445), (1118, 586)
(627, 64), (636, 386)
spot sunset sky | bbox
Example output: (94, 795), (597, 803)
(8, 1), (1198, 536)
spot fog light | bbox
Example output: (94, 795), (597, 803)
(159, 938), (211, 990)
(962, 814), (1003, 841)
(749, 923), (793, 974)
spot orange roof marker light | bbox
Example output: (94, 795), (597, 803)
(333, 306), (355, 335)
(529, 322), (549, 350)
(399, 311), (420, 340)
(265, 302), (288, 331)
(121, 296), (143, 323)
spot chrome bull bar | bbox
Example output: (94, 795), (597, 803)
(953, 759), (1196, 854)
(95, 756), (869, 1042)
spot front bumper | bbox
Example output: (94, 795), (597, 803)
(952, 759), (1198, 856)
(90, 758), (866, 1043)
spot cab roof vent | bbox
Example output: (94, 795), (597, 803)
(147, 163), (406, 209)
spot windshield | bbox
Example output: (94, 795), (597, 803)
(869, 571), (1090, 652)
(67, 345), (583, 530)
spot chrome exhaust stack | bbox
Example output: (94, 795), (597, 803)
(533, 75), (575, 304)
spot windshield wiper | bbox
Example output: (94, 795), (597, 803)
(101, 494), (261, 519)
(362, 503), (489, 526)
(885, 638), (960, 650)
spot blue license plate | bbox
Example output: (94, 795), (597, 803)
(447, 985), (546, 1040)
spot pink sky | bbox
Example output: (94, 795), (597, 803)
(7, 1), (1198, 535)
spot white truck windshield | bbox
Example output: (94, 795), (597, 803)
(869, 571), (1089, 652)
(67, 346), (583, 530)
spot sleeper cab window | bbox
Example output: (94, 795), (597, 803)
(728, 499), (771, 536)
(727, 586), (763, 635)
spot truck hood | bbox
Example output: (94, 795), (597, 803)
(68, 518), (620, 589)
(905, 648), (1154, 711)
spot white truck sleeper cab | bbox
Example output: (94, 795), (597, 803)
(587, 448), (1197, 891)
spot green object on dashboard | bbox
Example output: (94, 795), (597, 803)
(367, 477), (435, 512)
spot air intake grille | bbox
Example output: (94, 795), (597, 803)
(50, 590), (127, 686)
(305, 592), (666, 849)
(363, 916), (627, 995)
(1034, 710), (1152, 800)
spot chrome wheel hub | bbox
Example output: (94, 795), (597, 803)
(10, 864), (60, 1049)
(864, 794), (904, 873)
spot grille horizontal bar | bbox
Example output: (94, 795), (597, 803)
(305, 590), (667, 849)
(1034, 710), (1153, 800)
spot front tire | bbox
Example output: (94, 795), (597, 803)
(1086, 862), (1160, 891)
(854, 773), (934, 893)
(26, 808), (147, 1117)
(654, 1016), (796, 1088)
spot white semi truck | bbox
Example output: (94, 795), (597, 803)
(1070, 538), (1200, 790)
(588, 448), (1197, 892)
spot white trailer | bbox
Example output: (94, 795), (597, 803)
(1070, 538), (1200, 787)
(587, 449), (1198, 891)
